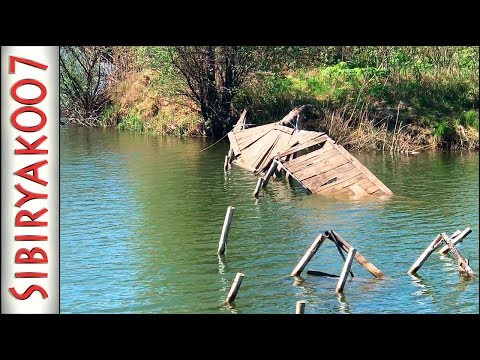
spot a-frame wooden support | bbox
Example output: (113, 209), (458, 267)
(290, 230), (385, 293)
(408, 228), (473, 277)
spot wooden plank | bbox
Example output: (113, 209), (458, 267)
(232, 159), (257, 173)
(438, 228), (471, 254)
(335, 145), (392, 196)
(441, 233), (474, 277)
(240, 131), (279, 169)
(336, 248), (357, 293)
(238, 127), (275, 150)
(306, 270), (339, 277)
(291, 234), (327, 276)
(349, 183), (369, 197)
(295, 155), (352, 182)
(329, 230), (385, 278)
(285, 148), (339, 172)
(408, 234), (444, 274)
(235, 123), (275, 142)
(250, 133), (280, 170)
(314, 170), (363, 194)
(227, 132), (241, 156)
(274, 124), (295, 134)
(275, 135), (329, 159)
(278, 105), (307, 126)
(233, 109), (247, 132)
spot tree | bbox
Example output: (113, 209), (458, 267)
(60, 46), (112, 125)
(169, 46), (255, 138)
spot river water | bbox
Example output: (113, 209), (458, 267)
(60, 127), (479, 314)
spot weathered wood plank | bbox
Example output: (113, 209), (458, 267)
(329, 230), (385, 278)
(441, 233), (474, 277)
(285, 148), (339, 172)
(306, 270), (340, 277)
(296, 155), (352, 181)
(274, 124), (295, 134)
(314, 171), (364, 194)
(275, 135), (329, 159)
(233, 109), (247, 132)
(408, 234), (443, 274)
(278, 105), (308, 126)
(335, 145), (392, 196)
(228, 132), (241, 156)
(291, 234), (326, 276)
(438, 228), (471, 254)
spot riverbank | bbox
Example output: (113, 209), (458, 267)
(102, 62), (478, 151)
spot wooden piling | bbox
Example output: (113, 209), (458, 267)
(408, 234), (443, 274)
(438, 227), (471, 254)
(336, 248), (357, 293)
(295, 300), (306, 314)
(441, 233), (474, 277)
(329, 230), (384, 279)
(333, 238), (354, 278)
(291, 234), (326, 277)
(228, 148), (234, 163)
(307, 269), (339, 277)
(253, 177), (263, 198)
(224, 155), (229, 172)
(226, 272), (244, 304)
(217, 206), (235, 255)
(262, 160), (278, 188)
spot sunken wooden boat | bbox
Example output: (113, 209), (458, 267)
(226, 106), (392, 198)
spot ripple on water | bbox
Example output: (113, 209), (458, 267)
(60, 128), (479, 314)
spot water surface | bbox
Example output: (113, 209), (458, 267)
(60, 127), (479, 314)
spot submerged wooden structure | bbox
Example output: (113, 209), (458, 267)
(227, 107), (392, 198)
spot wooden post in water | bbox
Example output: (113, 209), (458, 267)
(253, 177), (263, 198)
(262, 160), (278, 188)
(295, 300), (306, 314)
(441, 233), (474, 277)
(218, 206), (235, 255)
(226, 272), (244, 304)
(291, 234), (326, 277)
(408, 234), (444, 274)
(224, 155), (229, 172)
(336, 248), (357, 293)
(228, 148), (234, 163)
(438, 227), (471, 254)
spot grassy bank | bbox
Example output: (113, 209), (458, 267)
(102, 48), (478, 151)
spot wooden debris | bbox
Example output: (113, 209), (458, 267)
(408, 229), (474, 277)
(307, 270), (339, 277)
(291, 234), (326, 276)
(227, 108), (392, 198)
(441, 233), (474, 277)
(438, 227), (471, 254)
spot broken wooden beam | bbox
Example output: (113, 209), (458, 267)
(226, 272), (244, 304)
(438, 227), (471, 254)
(217, 206), (235, 255)
(441, 233), (474, 277)
(336, 248), (357, 293)
(408, 234), (444, 274)
(329, 230), (385, 279)
(307, 270), (339, 277)
(223, 155), (229, 172)
(278, 105), (309, 126)
(291, 234), (326, 277)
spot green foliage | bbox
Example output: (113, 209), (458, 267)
(434, 120), (455, 140)
(118, 110), (145, 133)
(459, 110), (479, 130)
(100, 104), (121, 127)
